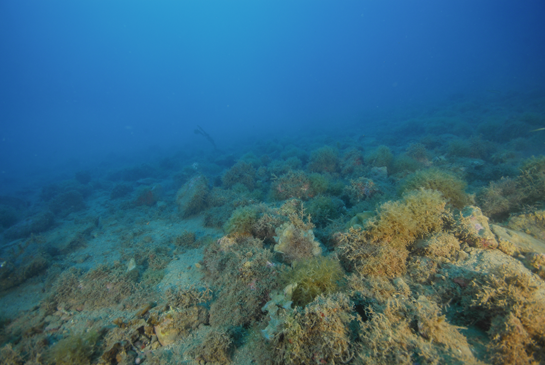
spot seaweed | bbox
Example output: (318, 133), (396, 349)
(307, 146), (339, 173)
(281, 256), (344, 307)
(271, 293), (355, 365)
(399, 168), (471, 209)
(46, 330), (100, 365)
(340, 189), (449, 278)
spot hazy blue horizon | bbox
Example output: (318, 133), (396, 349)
(1, 0), (545, 184)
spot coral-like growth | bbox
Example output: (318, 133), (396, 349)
(222, 161), (257, 190)
(165, 286), (212, 309)
(273, 209), (322, 264)
(507, 210), (545, 241)
(341, 231), (410, 278)
(272, 293), (355, 365)
(282, 256), (344, 307)
(308, 173), (329, 195)
(391, 154), (424, 176)
(399, 168), (470, 209)
(153, 306), (209, 346)
(307, 146), (339, 173)
(252, 211), (287, 244)
(0, 344), (23, 365)
(134, 184), (162, 206)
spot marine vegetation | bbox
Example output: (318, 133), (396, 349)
(270, 170), (313, 201)
(273, 209), (322, 264)
(281, 255), (344, 307)
(188, 328), (233, 364)
(399, 168), (470, 209)
(271, 293), (355, 365)
(222, 161), (257, 190)
(344, 177), (380, 205)
(367, 145), (394, 171)
(340, 189), (449, 278)
(307, 145), (339, 173)
(464, 265), (545, 364)
(203, 235), (283, 328)
(477, 177), (520, 220)
(517, 155), (545, 204)
(46, 330), (100, 365)
(223, 205), (259, 235)
(305, 195), (343, 228)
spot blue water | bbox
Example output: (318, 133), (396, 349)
(1, 0), (544, 187)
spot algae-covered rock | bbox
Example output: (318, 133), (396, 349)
(273, 222), (322, 263)
(49, 190), (86, 217)
(346, 211), (375, 229)
(456, 206), (498, 249)
(414, 231), (461, 259)
(271, 293), (355, 365)
(261, 284), (296, 340)
(507, 210), (545, 241)
(4, 211), (54, 240)
(176, 175), (209, 218)
(187, 328), (233, 364)
(154, 306), (208, 346)
(490, 224), (545, 256)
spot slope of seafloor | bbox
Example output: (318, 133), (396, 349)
(1, 92), (545, 364)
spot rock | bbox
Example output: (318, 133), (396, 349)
(154, 306), (208, 346)
(507, 210), (545, 241)
(490, 224), (545, 256)
(3, 211), (54, 240)
(457, 206), (498, 249)
(176, 175), (209, 218)
(49, 190), (85, 217)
